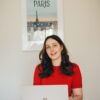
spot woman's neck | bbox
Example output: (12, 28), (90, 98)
(52, 57), (61, 66)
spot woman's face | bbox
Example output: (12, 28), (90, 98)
(45, 38), (63, 61)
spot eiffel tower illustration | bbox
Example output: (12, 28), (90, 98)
(36, 10), (39, 23)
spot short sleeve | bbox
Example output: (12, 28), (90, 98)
(72, 64), (82, 88)
(33, 65), (41, 85)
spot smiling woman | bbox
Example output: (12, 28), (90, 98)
(33, 35), (83, 100)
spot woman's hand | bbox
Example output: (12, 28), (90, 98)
(69, 88), (83, 100)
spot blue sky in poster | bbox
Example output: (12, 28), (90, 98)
(27, 0), (57, 17)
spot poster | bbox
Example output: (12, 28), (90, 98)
(22, 0), (64, 51)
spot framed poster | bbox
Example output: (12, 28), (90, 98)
(22, 0), (64, 51)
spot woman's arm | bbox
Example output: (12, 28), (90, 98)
(69, 88), (83, 100)
(70, 64), (83, 100)
(33, 66), (41, 85)
(73, 88), (83, 100)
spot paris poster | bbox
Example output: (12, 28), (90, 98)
(22, 0), (64, 51)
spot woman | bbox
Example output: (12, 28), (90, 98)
(33, 35), (83, 100)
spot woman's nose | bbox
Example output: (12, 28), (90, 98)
(50, 47), (54, 52)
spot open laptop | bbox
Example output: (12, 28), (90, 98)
(21, 85), (68, 100)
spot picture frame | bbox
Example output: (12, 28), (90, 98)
(21, 0), (64, 51)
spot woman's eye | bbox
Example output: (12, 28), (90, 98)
(53, 44), (57, 47)
(46, 46), (50, 49)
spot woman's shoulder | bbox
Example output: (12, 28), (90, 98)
(35, 64), (43, 71)
(72, 63), (81, 72)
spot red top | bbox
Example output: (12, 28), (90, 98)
(33, 64), (82, 96)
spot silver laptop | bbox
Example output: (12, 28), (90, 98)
(22, 85), (68, 100)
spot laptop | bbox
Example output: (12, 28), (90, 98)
(21, 85), (68, 100)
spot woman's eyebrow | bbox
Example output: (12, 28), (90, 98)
(46, 44), (49, 47)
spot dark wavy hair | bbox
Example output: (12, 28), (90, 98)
(38, 35), (74, 78)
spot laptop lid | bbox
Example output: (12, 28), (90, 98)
(22, 85), (68, 100)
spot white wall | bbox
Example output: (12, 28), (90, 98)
(0, 0), (100, 100)
(0, 0), (39, 100)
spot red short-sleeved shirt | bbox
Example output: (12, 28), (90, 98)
(33, 64), (82, 96)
